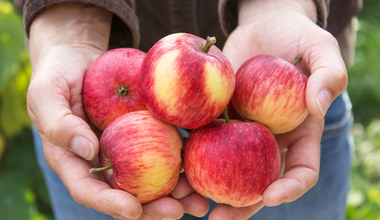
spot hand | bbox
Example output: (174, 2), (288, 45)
(223, 0), (347, 119)
(27, 3), (209, 219)
(211, 0), (347, 219)
(42, 137), (209, 219)
(209, 115), (323, 219)
(27, 3), (110, 161)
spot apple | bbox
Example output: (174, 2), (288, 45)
(138, 33), (235, 129)
(217, 102), (243, 121)
(184, 120), (281, 207)
(82, 48), (147, 130)
(90, 110), (183, 204)
(231, 54), (309, 134)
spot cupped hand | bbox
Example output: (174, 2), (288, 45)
(223, 0), (347, 119)
(27, 3), (209, 219)
(211, 0), (347, 219)
(208, 115), (323, 219)
(27, 3), (111, 161)
(42, 136), (209, 219)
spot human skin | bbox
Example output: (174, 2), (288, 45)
(206, 0), (347, 219)
(26, 0), (347, 219)
(27, 3), (208, 219)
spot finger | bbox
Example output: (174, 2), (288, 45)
(43, 139), (142, 219)
(305, 30), (348, 118)
(141, 197), (184, 220)
(171, 173), (195, 199)
(170, 174), (209, 217)
(263, 116), (323, 206)
(27, 73), (98, 160)
(208, 201), (265, 220)
(179, 193), (209, 217)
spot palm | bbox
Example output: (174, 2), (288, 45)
(30, 45), (210, 219)
(29, 46), (105, 156)
(209, 8), (338, 220)
(223, 12), (322, 72)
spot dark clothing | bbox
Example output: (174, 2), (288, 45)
(15, 0), (361, 53)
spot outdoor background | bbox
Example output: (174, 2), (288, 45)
(0, 0), (379, 219)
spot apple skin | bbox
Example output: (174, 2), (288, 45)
(231, 54), (309, 134)
(99, 110), (182, 204)
(83, 48), (147, 131)
(184, 120), (281, 207)
(138, 33), (235, 129)
(217, 102), (243, 121)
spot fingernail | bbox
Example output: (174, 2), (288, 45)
(70, 136), (94, 160)
(316, 89), (332, 117)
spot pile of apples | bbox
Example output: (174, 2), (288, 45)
(84, 33), (309, 207)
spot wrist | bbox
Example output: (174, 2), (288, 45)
(238, 0), (317, 25)
(29, 3), (112, 66)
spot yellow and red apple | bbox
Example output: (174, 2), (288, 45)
(138, 33), (235, 129)
(232, 54), (309, 134)
(91, 111), (182, 204)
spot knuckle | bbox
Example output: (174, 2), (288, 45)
(70, 190), (88, 208)
(332, 66), (348, 94)
(43, 122), (60, 145)
(307, 171), (319, 190)
(319, 30), (338, 46)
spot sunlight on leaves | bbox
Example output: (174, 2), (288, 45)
(0, 2), (13, 15)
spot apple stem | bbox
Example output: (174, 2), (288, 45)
(117, 86), (128, 97)
(90, 165), (113, 174)
(222, 107), (230, 123)
(293, 55), (303, 66)
(201, 36), (216, 53)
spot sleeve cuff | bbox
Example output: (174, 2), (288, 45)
(313, 0), (329, 29)
(23, 0), (140, 48)
(218, 0), (238, 37)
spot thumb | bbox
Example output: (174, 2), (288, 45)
(305, 33), (348, 118)
(27, 75), (99, 160)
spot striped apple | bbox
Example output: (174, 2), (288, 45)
(138, 33), (235, 129)
(232, 54), (309, 134)
(184, 120), (281, 207)
(90, 111), (182, 204)
(83, 48), (147, 130)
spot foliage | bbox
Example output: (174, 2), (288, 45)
(346, 0), (380, 219)
(0, 130), (53, 220)
(0, 2), (50, 219)
(347, 0), (380, 126)
(347, 121), (380, 220)
(0, 1), (31, 139)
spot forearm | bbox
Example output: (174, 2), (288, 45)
(29, 3), (112, 67)
(237, 0), (317, 25)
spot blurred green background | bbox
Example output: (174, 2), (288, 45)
(0, 0), (379, 219)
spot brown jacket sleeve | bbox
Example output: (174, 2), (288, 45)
(14, 0), (140, 48)
(218, 0), (360, 37)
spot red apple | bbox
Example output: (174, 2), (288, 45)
(184, 120), (281, 207)
(91, 110), (182, 204)
(138, 33), (235, 129)
(83, 48), (147, 130)
(217, 102), (243, 121)
(231, 54), (309, 134)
